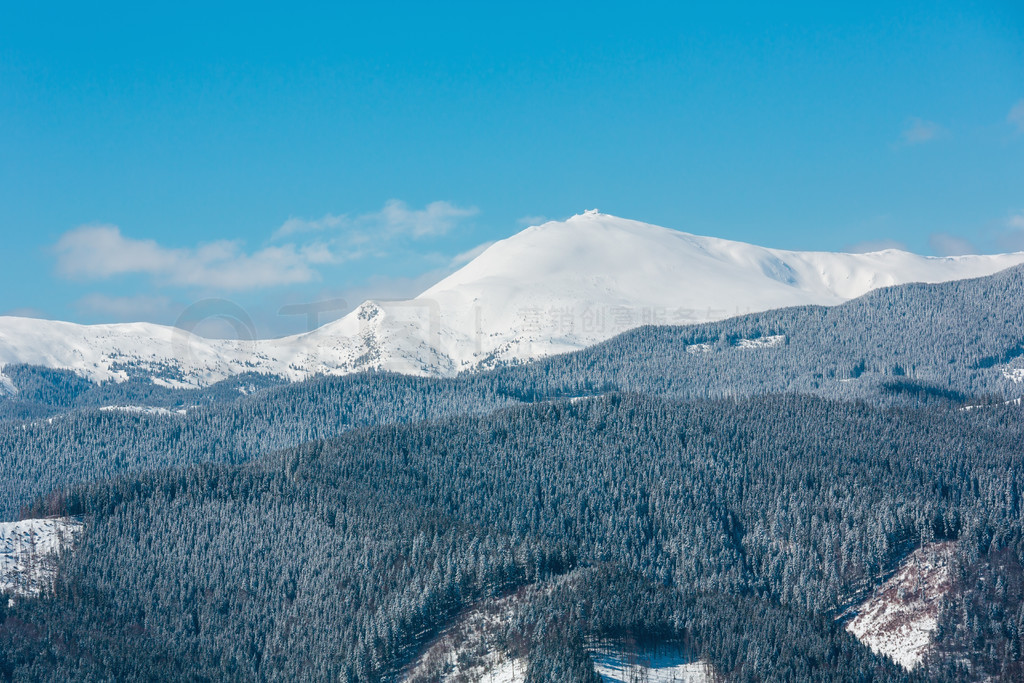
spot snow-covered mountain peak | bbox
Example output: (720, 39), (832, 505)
(3, 212), (1024, 386)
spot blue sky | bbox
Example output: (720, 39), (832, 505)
(2, 1), (1022, 336)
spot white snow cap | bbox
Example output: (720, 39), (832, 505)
(2, 212), (1023, 386)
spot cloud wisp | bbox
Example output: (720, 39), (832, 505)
(900, 117), (946, 146)
(55, 225), (320, 290)
(516, 215), (549, 228)
(998, 212), (1024, 252)
(274, 199), (477, 240)
(1008, 100), (1024, 134)
(450, 241), (495, 267)
(844, 239), (908, 254)
(929, 233), (976, 257)
(53, 200), (478, 292)
(76, 293), (179, 320)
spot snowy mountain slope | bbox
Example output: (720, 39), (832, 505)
(3, 210), (1024, 387)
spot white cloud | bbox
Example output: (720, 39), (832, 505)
(998, 212), (1024, 252)
(0, 307), (49, 319)
(901, 117), (946, 145)
(75, 290), (178, 317)
(75, 293), (179, 322)
(516, 215), (548, 227)
(929, 233), (976, 256)
(53, 200), (478, 292)
(1008, 100), (1024, 134)
(274, 213), (349, 238)
(55, 224), (318, 290)
(844, 239), (907, 254)
(450, 241), (495, 267)
(273, 199), (477, 240)
(375, 199), (478, 237)
(77, 292), (174, 315)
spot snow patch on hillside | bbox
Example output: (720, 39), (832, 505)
(589, 642), (715, 682)
(735, 334), (786, 349)
(0, 518), (83, 598)
(1004, 368), (1024, 384)
(846, 542), (956, 670)
(403, 590), (714, 683)
(461, 657), (527, 683)
(685, 335), (785, 353)
(0, 369), (16, 396)
(403, 592), (525, 682)
(961, 397), (1023, 412)
(99, 405), (187, 416)
(151, 377), (196, 390)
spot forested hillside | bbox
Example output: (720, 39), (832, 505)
(0, 373), (519, 519)
(6, 393), (1024, 679)
(3, 394), (1024, 680)
(1, 267), (1022, 520)
(494, 263), (1024, 403)
(2, 268), (1024, 680)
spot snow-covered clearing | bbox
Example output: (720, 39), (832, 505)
(589, 642), (715, 682)
(99, 405), (187, 416)
(961, 397), (1022, 412)
(845, 541), (956, 670)
(735, 334), (786, 349)
(1004, 368), (1024, 384)
(0, 368), (16, 396)
(403, 592), (524, 682)
(0, 517), (83, 598)
(402, 583), (716, 682)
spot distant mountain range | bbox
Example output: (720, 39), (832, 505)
(3, 210), (1023, 388)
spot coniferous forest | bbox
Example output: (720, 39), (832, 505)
(3, 269), (1024, 681)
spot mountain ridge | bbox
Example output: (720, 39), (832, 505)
(3, 210), (1023, 386)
